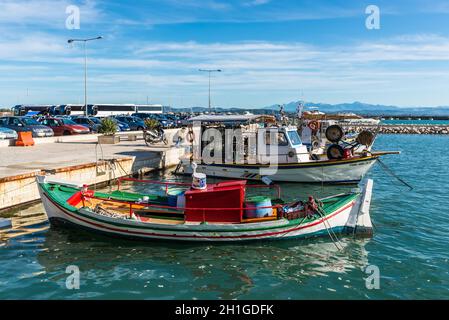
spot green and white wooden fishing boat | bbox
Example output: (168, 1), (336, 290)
(37, 175), (374, 242)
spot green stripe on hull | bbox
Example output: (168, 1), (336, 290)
(41, 183), (357, 234)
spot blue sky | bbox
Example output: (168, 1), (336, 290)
(1, 0), (449, 108)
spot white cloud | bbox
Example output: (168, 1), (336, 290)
(2, 33), (449, 107)
(0, 35), (69, 60)
(0, 0), (101, 27)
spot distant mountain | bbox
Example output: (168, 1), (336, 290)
(168, 101), (449, 116)
(265, 101), (449, 116)
(167, 106), (271, 115)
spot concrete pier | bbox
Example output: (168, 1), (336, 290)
(0, 129), (189, 212)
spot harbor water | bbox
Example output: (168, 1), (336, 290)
(1, 134), (449, 299)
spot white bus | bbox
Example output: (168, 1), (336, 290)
(12, 103), (165, 117)
(12, 105), (54, 116)
(90, 104), (137, 117)
(135, 104), (164, 114)
(52, 104), (86, 116)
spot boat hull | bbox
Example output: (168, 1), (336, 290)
(179, 157), (378, 184)
(37, 179), (373, 242)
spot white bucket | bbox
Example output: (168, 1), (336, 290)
(192, 172), (207, 190)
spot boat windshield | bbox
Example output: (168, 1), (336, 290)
(287, 130), (302, 146)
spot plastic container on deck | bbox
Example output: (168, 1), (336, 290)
(244, 196), (273, 219)
(167, 187), (185, 207)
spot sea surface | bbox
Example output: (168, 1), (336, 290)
(1, 134), (449, 299)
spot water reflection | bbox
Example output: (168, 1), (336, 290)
(36, 226), (370, 299)
(1, 170), (370, 299)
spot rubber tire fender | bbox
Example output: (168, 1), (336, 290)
(325, 125), (344, 143)
(326, 144), (345, 160)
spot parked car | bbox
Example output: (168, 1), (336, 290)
(0, 116), (54, 137)
(178, 114), (191, 126)
(131, 113), (155, 120)
(106, 117), (131, 131)
(87, 117), (102, 126)
(165, 114), (182, 127)
(39, 117), (90, 136)
(71, 116), (101, 133)
(131, 113), (175, 128)
(0, 126), (18, 140)
(154, 114), (175, 128)
(89, 117), (120, 133)
(113, 116), (146, 131)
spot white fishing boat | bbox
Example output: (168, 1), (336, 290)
(175, 114), (396, 184)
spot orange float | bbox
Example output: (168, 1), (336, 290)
(307, 120), (320, 131)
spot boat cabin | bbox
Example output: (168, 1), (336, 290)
(187, 114), (310, 164)
(184, 180), (247, 223)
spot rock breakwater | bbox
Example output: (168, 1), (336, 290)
(341, 125), (449, 135)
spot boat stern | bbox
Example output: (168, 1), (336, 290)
(344, 179), (374, 237)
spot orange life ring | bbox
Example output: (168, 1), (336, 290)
(308, 120), (320, 131)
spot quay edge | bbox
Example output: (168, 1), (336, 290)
(0, 147), (185, 213)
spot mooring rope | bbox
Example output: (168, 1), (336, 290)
(94, 142), (104, 192)
(377, 158), (413, 190)
(316, 204), (343, 250)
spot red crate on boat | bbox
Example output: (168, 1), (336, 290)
(184, 180), (246, 223)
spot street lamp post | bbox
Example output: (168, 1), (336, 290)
(68, 36), (103, 116)
(199, 69), (221, 112)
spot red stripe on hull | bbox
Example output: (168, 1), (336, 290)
(43, 192), (354, 240)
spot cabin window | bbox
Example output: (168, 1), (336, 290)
(287, 131), (302, 146)
(265, 132), (289, 146)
